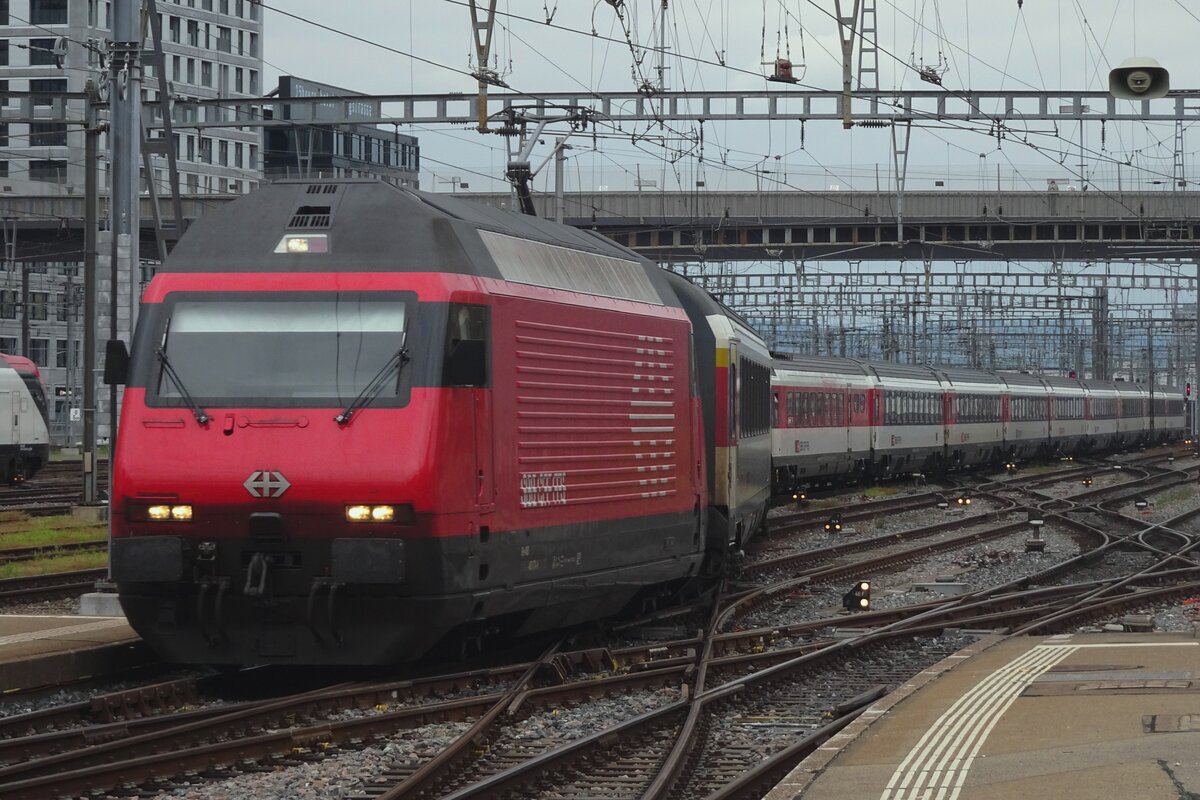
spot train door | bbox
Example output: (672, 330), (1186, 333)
(842, 384), (852, 454)
(448, 303), (494, 515)
(0, 393), (16, 446)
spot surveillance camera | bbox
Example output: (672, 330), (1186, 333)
(1109, 57), (1170, 99)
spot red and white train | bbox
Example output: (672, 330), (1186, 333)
(770, 356), (1188, 491)
(107, 180), (772, 665)
(0, 354), (50, 484)
(104, 178), (1187, 666)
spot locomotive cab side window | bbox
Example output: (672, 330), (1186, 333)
(444, 303), (489, 387)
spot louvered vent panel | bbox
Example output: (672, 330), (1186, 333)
(513, 319), (682, 510)
(288, 205), (332, 228)
(306, 184), (338, 194)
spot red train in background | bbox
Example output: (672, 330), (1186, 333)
(769, 357), (1188, 492)
(108, 180), (772, 665)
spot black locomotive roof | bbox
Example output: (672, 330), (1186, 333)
(163, 179), (682, 306)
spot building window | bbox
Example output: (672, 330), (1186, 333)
(55, 339), (67, 368)
(169, 15), (180, 42)
(30, 78), (67, 106)
(186, 135), (195, 161)
(202, 0), (212, 10)
(29, 339), (48, 368)
(234, 141), (243, 168)
(187, 19), (199, 46)
(0, 124), (7, 146)
(220, 0), (228, 13)
(56, 292), (68, 321)
(29, 37), (57, 65)
(249, 32), (258, 56)
(30, 0), (67, 25)
(0, 292), (16, 319)
(234, 67), (243, 93)
(29, 292), (48, 320)
(216, 26), (230, 52)
(0, 40), (8, 67)
(249, 69), (258, 94)
(30, 122), (68, 146)
(218, 139), (227, 166)
(0, 337), (15, 354)
(0, 161), (7, 178)
(201, 60), (212, 87)
(0, 1), (7, 25)
(29, 159), (67, 183)
(186, 58), (195, 84)
(0, 80), (7, 107)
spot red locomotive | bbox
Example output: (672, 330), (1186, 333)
(108, 180), (772, 665)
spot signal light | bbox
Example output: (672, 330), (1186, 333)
(956, 495), (972, 506)
(1069, 370), (1077, 379)
(1081, 476), (1093, 487)
(1187, 383), (1192, 397)
(843, 580), (871, 611)
(824, 514), (842, 532)
(792, 491), (808, 506)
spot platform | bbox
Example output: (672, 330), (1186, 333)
(768, 631), (1200, 800)
(0, 614), (149, 692)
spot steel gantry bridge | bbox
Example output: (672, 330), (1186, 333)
(6, 87), (1200, 383)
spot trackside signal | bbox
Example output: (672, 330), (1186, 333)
(843, 581), (871, 611)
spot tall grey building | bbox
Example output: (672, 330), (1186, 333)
(0, 0), (264, 444)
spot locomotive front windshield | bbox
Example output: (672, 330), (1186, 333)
(154, 295), (408, 407)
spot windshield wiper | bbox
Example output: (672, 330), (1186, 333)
(334, 348), (410, 426)
(156, 347), (211, 425)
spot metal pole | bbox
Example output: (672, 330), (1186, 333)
(109, 0), (142, 463)
(554, 136), (566, 225)
(83, 81), (98, 504)
(19, 254), (28, 358)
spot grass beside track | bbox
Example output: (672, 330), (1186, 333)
(0, 513), (108, 577)
(0, 551), (108, 578)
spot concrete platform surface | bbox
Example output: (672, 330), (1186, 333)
(0, 614), (149, 692)
(769, 632), (1200, 800)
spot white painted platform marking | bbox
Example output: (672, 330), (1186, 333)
(0, 617), (128, 648)
(879, 641), (1199, 800)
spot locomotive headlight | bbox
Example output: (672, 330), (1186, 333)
(275, 233), (329, 254)
(147, 505), (171, 521)
(346, 505), (373, 522)
(346, 504), (399, 522)
(170, 505), (193, 521)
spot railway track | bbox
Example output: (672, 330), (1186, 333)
(0, 459), (108, 515)
(0, 568), (106, 602)
(0, 449), (1195, 799)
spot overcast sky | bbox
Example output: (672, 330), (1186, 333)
(259, 2), (1200, 195)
